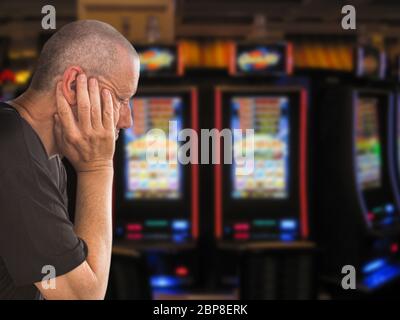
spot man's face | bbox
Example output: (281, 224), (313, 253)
(97, 54), (140, 139)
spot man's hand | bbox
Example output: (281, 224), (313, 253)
(54, 74), (115, 172)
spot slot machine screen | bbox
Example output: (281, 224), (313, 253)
(356, 97), (382, 190)
(231, 96), (290, 199)
(123, 96), (183, 200)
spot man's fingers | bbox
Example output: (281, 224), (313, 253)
(102, 89), (114, 130)
(76, 73), (91, 131)
(56, 82), (77, 132)
(88, 78), (102, 129)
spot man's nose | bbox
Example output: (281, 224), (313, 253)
(116, 104), (133, 129)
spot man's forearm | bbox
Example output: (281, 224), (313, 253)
(73, 168), (114, 297)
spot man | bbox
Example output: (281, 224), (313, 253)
(0, 20), (140, 299)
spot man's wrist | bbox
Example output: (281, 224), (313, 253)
(76, 160), (114, 174)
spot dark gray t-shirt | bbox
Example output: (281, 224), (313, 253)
(0, 103), (87, 300)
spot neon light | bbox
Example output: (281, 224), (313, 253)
(126, 223), (142, 231)
(175, 266), (189, 277)
(385, 204), (395, 214)
(381, 217), (394, 225)
(372, 207), (382, 213)
(234, 233), (249, 240)
(391, 243), (399, 253)
(363, 264), (400, 289)
(362, 258), (386, 274)
(253, 219), (276, 227)
(234, 223), (250, 231)
(172, 220), (189, 231)
(280, 233), (295, 242)
(145, 220), (168, 227)
(172, 234), (187, 243)
(280, 219), (297, 230)
(126, 233), (143, 240)
(150, 276), (180, 288)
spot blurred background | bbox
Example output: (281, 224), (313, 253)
(1, 0), (400, 300)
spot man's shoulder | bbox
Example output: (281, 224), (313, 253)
(0, 103), (31, 169)
(0, 102), (22, 128)
(0, 103), (25, 145)
(0, 102), (65, 191)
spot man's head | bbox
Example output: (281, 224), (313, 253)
(30, 20), (140, 132)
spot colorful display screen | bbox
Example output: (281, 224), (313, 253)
(356, 98), (382, 190)
(123, 97), (183, 200)
(236, 44), (286, 75)
(137, 46), (177, 75)
(231, 96), (290, 199)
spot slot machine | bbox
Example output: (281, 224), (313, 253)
(214, 43), (316, 299)
(316, 46), (400, 296)
(113, 43), (199, 296)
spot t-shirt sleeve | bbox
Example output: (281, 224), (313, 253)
(0, 155), (88, 287)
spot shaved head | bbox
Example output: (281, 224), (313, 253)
(30, 20), (138, 91)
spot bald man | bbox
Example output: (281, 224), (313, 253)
(0, 20), (140, 299)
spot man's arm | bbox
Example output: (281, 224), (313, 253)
(35, 75), (116, 299)
(36, 169), (113, 300)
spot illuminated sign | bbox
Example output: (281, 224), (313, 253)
(137, 45), (181, 76)
(232, 43), (292, 76)
(238, 48), (280, 72)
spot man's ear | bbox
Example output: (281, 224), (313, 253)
(61, 66), (83, 106)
